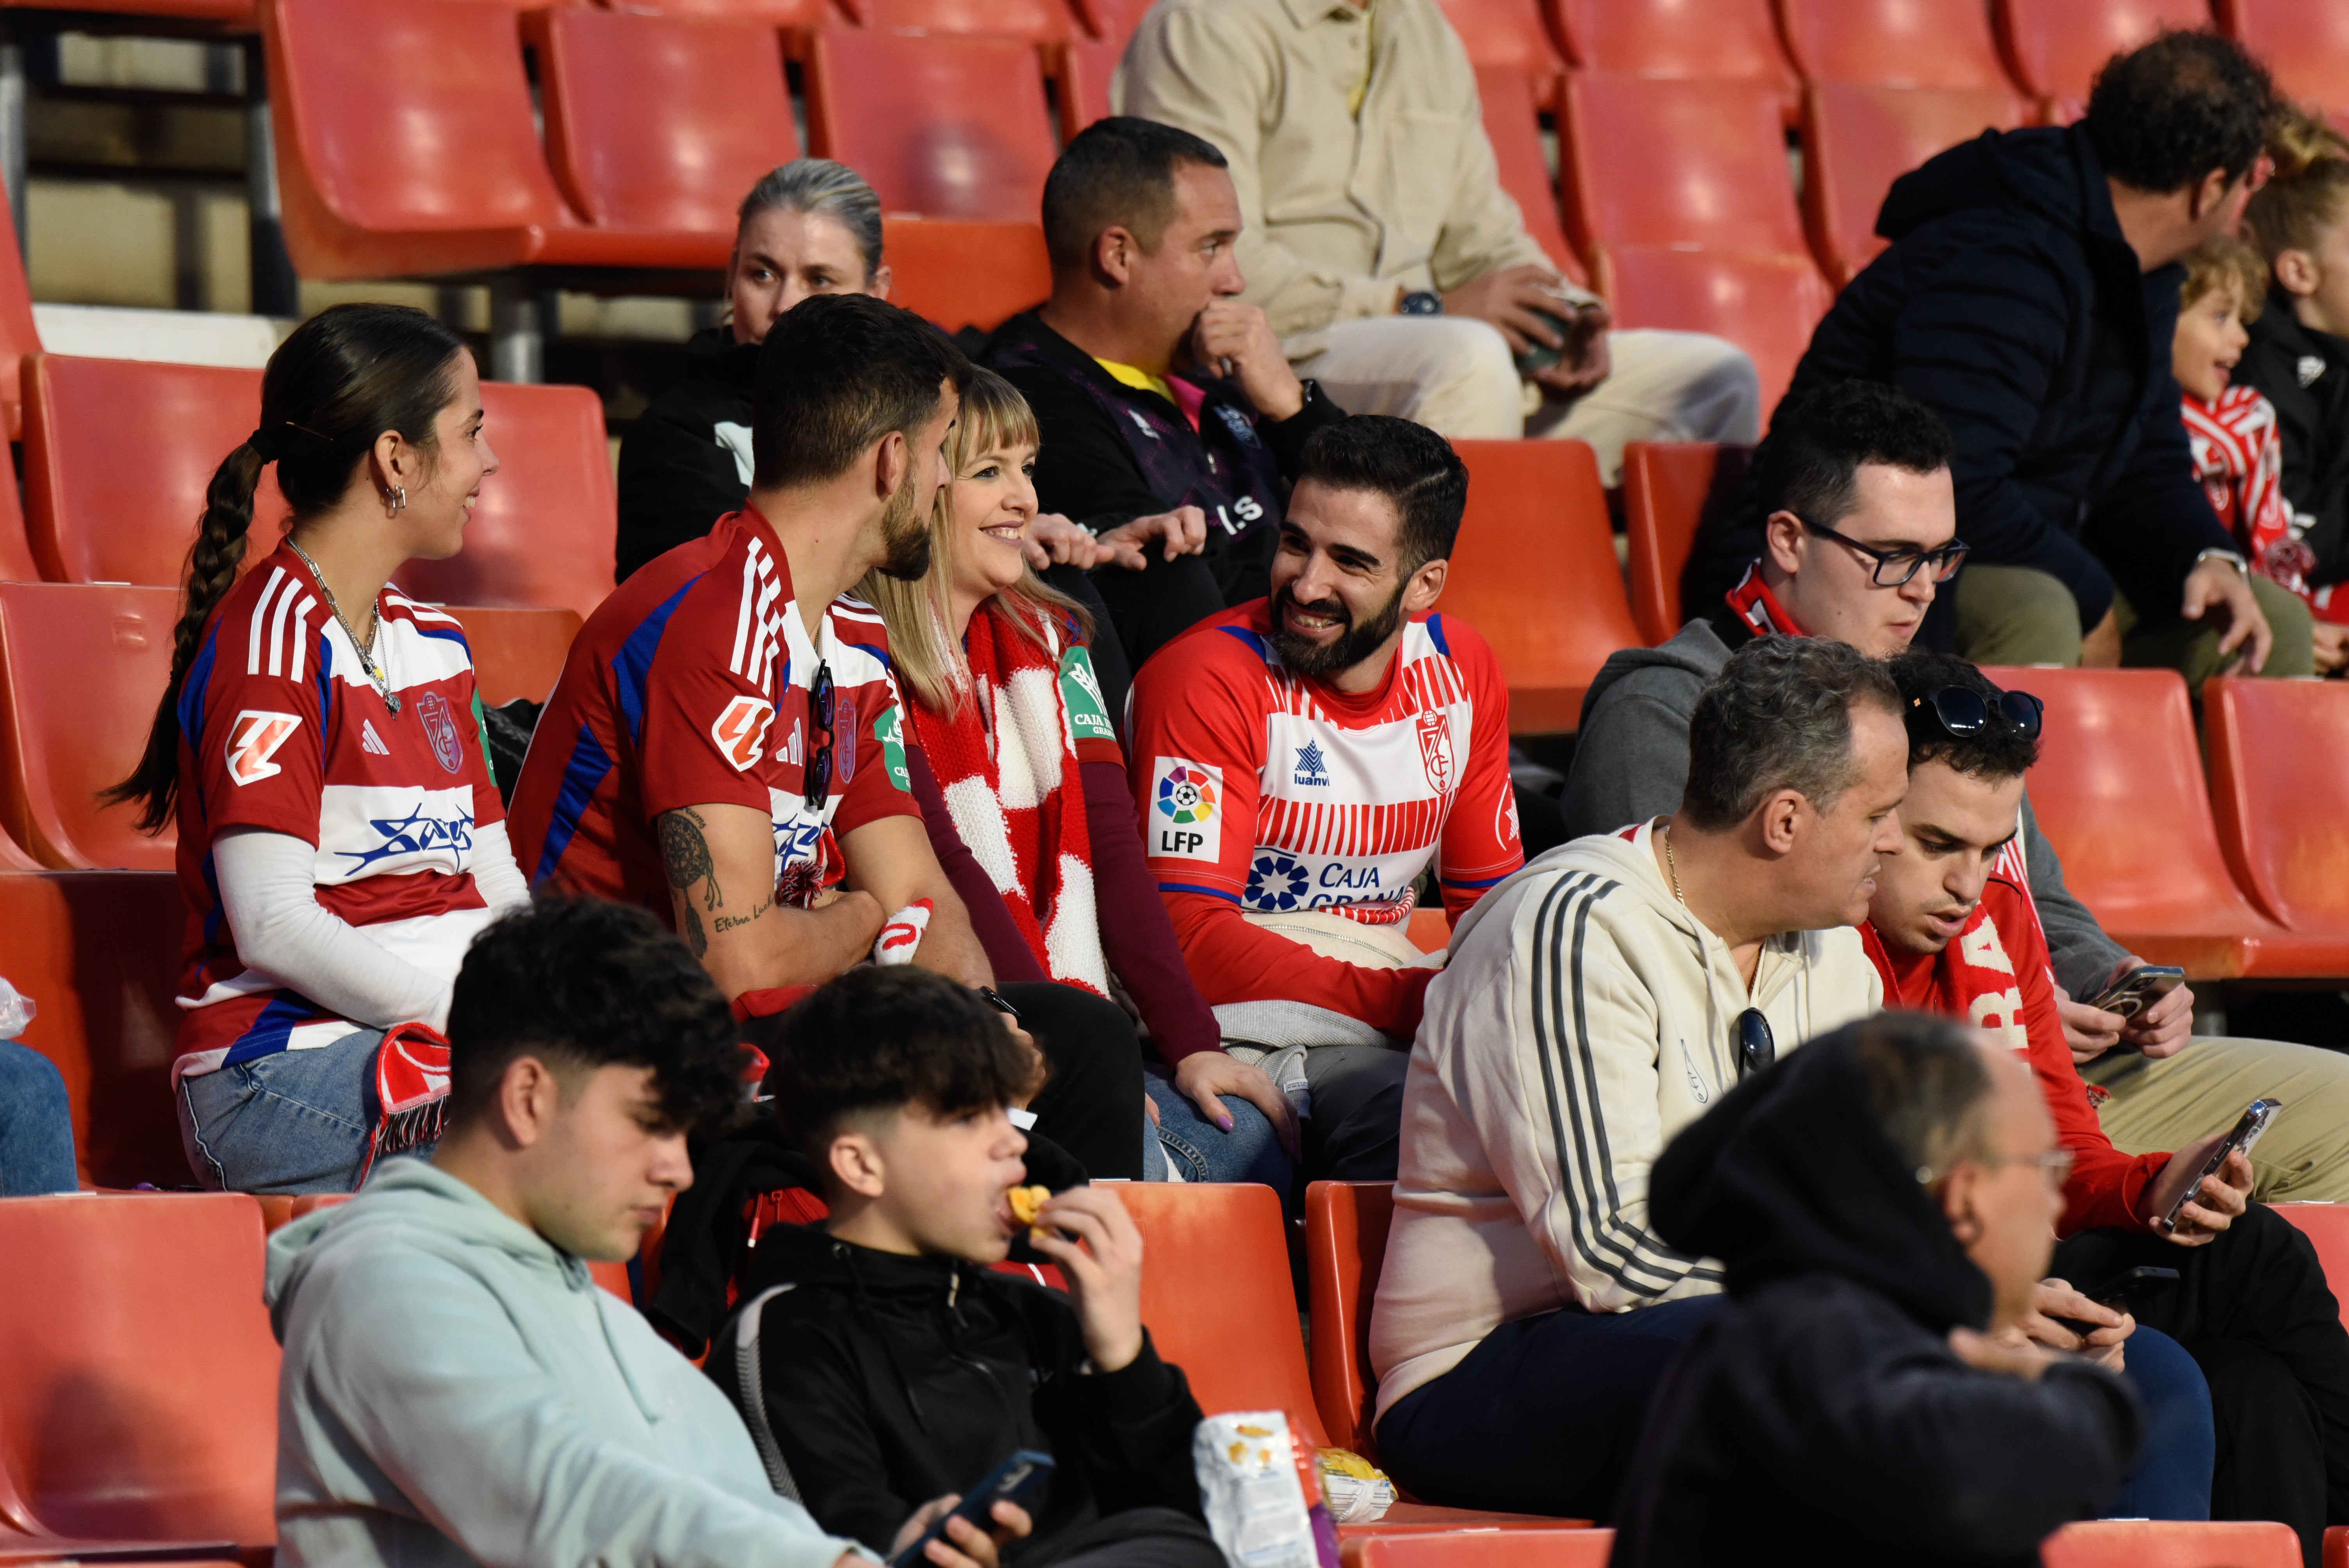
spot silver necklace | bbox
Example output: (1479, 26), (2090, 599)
(285, 537), (399, 714)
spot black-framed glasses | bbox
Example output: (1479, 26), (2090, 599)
(804, 659), (835, 812)
(1912, 685), (2044, 741)
(1797, 514), (1971, 587)
(1735, 1008), (1775, 1080)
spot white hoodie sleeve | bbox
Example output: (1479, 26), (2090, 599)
(214, 828), (456, 1031)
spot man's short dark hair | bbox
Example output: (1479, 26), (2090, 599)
(1296, 415), (1470, 574)
(1754, 381), (1953, 528)
(1682, 636), (1902, 830)
(752, 292), (971, 490)
(2086, 30), (2274, 194)
(766, 968), (1041, 1155)
(1887, 649), (2041, 782)
(1852, 1012), (1998, 1185)
(445, 897), (745, 1134)
(1042, 116), (1231, 271)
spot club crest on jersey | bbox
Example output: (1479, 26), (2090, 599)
(711, 695), (777, 772)
(1416, 710), (1455, 794)
(415, 690), (463, 775)
(1246, 851), (1310, 911)
(225, 709), (302, 787)
(834, 698), (857, 785)
(1152, 757), (1221, 860)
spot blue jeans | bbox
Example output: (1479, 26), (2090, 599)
(2110, 1326), (2215, 1520)
(0, 1041), (78, 1194)
(177, 1027), (427, 1194)
(1146, 1067), (1290, 1187)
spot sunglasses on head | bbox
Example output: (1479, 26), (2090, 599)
(1911, 685), (2044, 741)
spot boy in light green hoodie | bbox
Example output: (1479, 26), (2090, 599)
(266, 896), (1030, 1568)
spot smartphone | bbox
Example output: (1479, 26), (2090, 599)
(2159, 1098), (2282, 1234)
(888, 1450), (1055, 1568)
(2048, 1266), (2181, 1338)
(2086, 965), (2186, 1021)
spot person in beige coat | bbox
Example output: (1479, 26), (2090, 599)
(1367, 636), (1903, 1519)
(1113, 0), (1761, 483)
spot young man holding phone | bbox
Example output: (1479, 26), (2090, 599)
(1863, 650), (2349, 1555)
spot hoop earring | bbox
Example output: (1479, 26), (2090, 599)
(383, 485), (406, 515)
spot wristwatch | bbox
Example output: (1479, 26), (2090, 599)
(1398, 290), (1444, 316)
(2194, 547), (2250, 578)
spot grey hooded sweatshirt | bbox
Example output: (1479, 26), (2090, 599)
(265, 1158), (868, 1568)
(1559, 616), (2131, 999)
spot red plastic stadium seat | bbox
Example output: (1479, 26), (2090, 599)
(1433, 0), (1565, 87)
(1058, 31), (1123, 138)
(457, 606), (585, 707)
(1980, 665), (2349, 980)
(0, 462), (36, 586)
(0, 1194), (278, 1551)
(1549, 0), (1797, 118)
(0, 871), (187, 1188)
(882, 216), (1052, 331)
(2276, 1205), (2349, 1332)
(2215, 1), (2349, 124)
(0, 584), (178, 871)
(0, 0), (253, 22)
(1800, 82), (2027, 287)
(1559, 73), (1806, 256)
(531, 8), (799, 267)
(1404, 906), (1450, 955)
(0, 198), (39, 443)
(855, 0), (1069, 36)
(2330, 1523), (2349, 1568)
(2040, 1520), (2301, 1568)
(1446, 440), (1642, 734)
(2203, 676), (2349, 939)
(590, 0), (832, 22)
(1476, 67), (1582, 282)
(1994, 0), (2211, 120)
(1775, 0), (2018, 92)
(1621, 440), (1752, 645)
(1605, 248), (1829, 429)
(1341, 1532), (1615, 1567)
(1305, 1180), (1395, 1456)
(1067, 0), (1146, 45)
(804, 29), (1059, 224)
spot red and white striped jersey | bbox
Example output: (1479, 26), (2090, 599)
(172, 545), (505, 1075)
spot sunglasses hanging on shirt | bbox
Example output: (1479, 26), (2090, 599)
(1734, 1008), (1775, 1080)
(804, 659), (836, 813)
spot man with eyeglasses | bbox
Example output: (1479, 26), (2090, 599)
(1862, 650), (2349, 1554)
(1367, 636), (1900, 1521)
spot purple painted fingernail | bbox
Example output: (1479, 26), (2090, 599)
(1217, 1114), (1234, 1131)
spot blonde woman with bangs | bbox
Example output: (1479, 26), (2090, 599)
(861, 368), (1299, 1184)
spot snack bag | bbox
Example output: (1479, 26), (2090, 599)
(1192, 1411), (1333, 1568)
(1315, 1449), (1396, 1525)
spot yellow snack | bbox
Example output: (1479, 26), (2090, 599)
(1007, 1184), (1052, 1239)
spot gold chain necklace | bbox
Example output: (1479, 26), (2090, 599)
(1661, 821), (1687, 907)
(285, 538), (400, 714)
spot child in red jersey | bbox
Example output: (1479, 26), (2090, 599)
(107, 305), (529, 1196)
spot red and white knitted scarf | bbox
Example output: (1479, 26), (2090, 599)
(908, 605), (1109, 994)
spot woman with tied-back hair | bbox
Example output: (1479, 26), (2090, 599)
(107, 301), (530, 1196)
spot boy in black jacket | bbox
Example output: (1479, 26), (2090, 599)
(709, 967), (1219, 1568)
(1612, 1013), (2145, 1568)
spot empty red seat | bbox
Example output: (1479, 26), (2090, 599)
(457, 606), (586, 707)
(1995, 0), (2212, 121)
(2215, 0), (2349, 125)
(1058, 31), (1123, 138)
(589, 0), (833, 21)
(0, 198), (39, 442)
(804, 29), (1059, 224)
(1980, 664), (2349, 980)
(1476, 67), (1583, 283)
(1340, 1532), (1615, 1566)
(1305, 1180), (1395, 1456)
(2041, 1520), (2301, 1568)
(1066, 0), (1146, 45)
(1433, 0), (1565, 86)
(882, 216), (1053, 331)
(1549, 0), (1797, 116)
(1800, 82), (2027, 287)
(0, 1194), (278, 1550)
(1445, 440), (1643, 734)
(853, 0), (1070, 36)
(1621, 440), (1753, 644)
(0, 584), (179, 871)
(2203, 675), (2349, 939)
(1559, 73), (1807, 256)
(1607, 249), (1830, 429)
(0, 871), (187, 1188)
(531, 8), (799, 269)
(1775, 0), (2019, 93)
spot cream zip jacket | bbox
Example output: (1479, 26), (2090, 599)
(1368, 820), (1884, 1421)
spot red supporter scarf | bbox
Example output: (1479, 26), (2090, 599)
(1724, 562), (1808, 638)
(908, 605), (1109, 994)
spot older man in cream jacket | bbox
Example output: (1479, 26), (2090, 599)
(1367, 637), (1902, 1520)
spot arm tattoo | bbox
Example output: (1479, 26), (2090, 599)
(713, 896), (772, 936)
(657, 808), (721, 957)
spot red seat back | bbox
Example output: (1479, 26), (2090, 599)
(804, 30), (1059, 223)
(1994, 0), (2212, 111)
(1067, 0), (1147, 45)
(2040, 1520), (2302, 1568)
(397, 382), (618, 620)
(0, 198), (41, 442)
(0, 871), (187, 1188)
(2216, 0), (2349, 123)
(1621, 440), (1753, 645)
(0, 584), (179, 871)
(1058, 32), (1123, 138)
(455, 606), (586, 707)
(534, 11), (799, 238)
(1551, 0), (1796, 103)
(856, 0), (1070, 37)
(1117, 1183), (1331, 1447)
(1603, 248), (1830, 428)
(882, 216), (1053, 331)
(590, 0), (833, 23)
(2203, 676), (2349, 935)
(0, 1194), (277, 1548)
(1305, 1181), (1395, 1457)
(1799, 82), (2027, 287)
(1446, 440), (1642, 734)
(1560, 73), (1807, 255)
(1775, 0), (2019, 91)
(1340, 1532), (1615, 1567)
(1476, 67), (1584, 283)
(1433, 0), (1565, 86)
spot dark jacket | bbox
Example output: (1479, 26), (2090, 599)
(709, 1223), (1206, 1563)
(2238, 289), (2349, 586)
(1609, 1020), (2144, 1568)
(615, 326), (758, 583)
(983, 310), (1344, 605)
(1683, 124), (2233, 640)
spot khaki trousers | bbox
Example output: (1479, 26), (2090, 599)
(1289, 318), (1762, 486)
(1952, 562), (2317, 679)
(2083, 1035), (2349, 1202)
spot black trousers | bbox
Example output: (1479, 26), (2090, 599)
(1028, 1506), (1223, 1568)
(2053, 1203), (2349, 1567)
(1001, 981), (1146, 1182)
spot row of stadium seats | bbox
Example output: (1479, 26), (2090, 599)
(0, 1180), (2334, 1566)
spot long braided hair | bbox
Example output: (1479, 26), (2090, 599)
(106, 302), (467, 832)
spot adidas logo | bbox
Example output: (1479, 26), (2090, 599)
(361, 719), (391, 757)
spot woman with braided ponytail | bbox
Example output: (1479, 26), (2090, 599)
(109, 303), (530, 1194)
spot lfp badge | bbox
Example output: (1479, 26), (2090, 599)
(1151, 757), (1222, 861)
